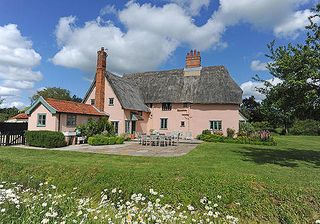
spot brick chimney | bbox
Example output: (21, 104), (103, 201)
(186, 49), (201, 68)
(95, 47), (107, 112)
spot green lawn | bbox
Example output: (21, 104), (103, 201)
(0, 136), (319, 223)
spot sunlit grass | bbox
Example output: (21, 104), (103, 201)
(0, 136), (319, 223)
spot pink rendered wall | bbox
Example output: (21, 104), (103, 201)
(84, 77), (239, 137)
(58, 114), (100, 132)
(148, 103), (239, 137)
(189, 104), (239, 137)
(28, 104), (58, 131)
(85, 78), (126, 134)
(148, 103), (190, 135)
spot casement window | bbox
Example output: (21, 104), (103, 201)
(66, 114), (77, 126)
(210, 120), (222, 130)
(111, 121), (119, 135)
(180, 121), (185, 127)
(125, 120), (131, 134)
(183, 103), (189, 108)
(90, 99), (95, 105)
(162, 103), (172, 111)
(37, 113), (46, 127)
(160, 118), (168, 129)
(109, 98), (114, 106)
(148, 103), (153, 108)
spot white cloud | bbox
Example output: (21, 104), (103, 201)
(0, 24), (42, 107)
(170, 0), (210, 15)
(100, 4), (117, 16)
(0, 97), (26, 109)
(52, 0), (313, 75)
(274, 9), (314, 38)
(250, 60), (269, 71)
(0, 86), (19, 96)
(240, 78), (282, 101)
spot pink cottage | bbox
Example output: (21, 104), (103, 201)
(83, 48), (243, 138)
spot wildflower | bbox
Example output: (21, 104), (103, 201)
(0, 185), (3, 188)
(187, 205), (194, 211)
(112, 188), (117, 193)
(1, 208), (5, 213)
(149, 189), (158, 195)
(316, 220), (320, 224)
(41, 218), (49, 224)
(42, 202), (47, 207)
(217, 195), (222, 199)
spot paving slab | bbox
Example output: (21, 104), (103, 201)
(10, 141), (200, 157)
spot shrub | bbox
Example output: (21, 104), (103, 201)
(202, 129), (212, 135)
(25, 131), (66, 148)
(88, 135), (124, 146)
(239, 122), (255, 136)
(227, 128), (235, 138)
(290, 120), (320, 136)
(198, 133), (276, 146)
(76, 117), (114, 137)
(119, 133), (131, 141)
(251, 121), (274, 131)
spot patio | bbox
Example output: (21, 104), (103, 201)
(13, 141), (201, 157)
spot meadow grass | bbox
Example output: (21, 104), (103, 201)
(0, 136), (319, 223)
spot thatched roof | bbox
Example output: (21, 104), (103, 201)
(84, 66), (242, 112)
(105, 71), (150, 112)
(122, 66), (242, 105)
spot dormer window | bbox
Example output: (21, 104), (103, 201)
(162, 103), (172, 111)
(90, 99), (95, 105)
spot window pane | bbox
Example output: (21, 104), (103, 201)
(109, 98), (114, 105)
(162, 103), (172, 111)
(38, 114), (46, 126)
(67, 114), (76, 126)
(160, 118), (168, 129)
(125, 120), (130, 134)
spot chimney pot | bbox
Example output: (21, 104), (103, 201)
(185, 49), (201, 68)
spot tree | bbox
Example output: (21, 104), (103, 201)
(240, 96), (263, 122)
(0, 107), (20, 122)
(31, 87), (83, 104)
(257, 4), (320, 132)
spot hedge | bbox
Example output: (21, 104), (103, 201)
(197, 134), (277, 146)
(290, 120), (320, 136)
(88, 135), (125, 146)
(25, 131), (66, 148)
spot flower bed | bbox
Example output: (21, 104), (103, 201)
(0, 181), (239, 223)
(88, 135), (125, 146)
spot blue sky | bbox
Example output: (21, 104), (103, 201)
(0, 0), (317, 108)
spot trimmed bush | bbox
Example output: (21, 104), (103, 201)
(197, 133), (277, 146)
(290, 120), (320, 136)
(25, 131), (66, 148)
(88, 135), (125, 146)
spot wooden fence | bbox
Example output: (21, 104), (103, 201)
(0, 122), (28, 146)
